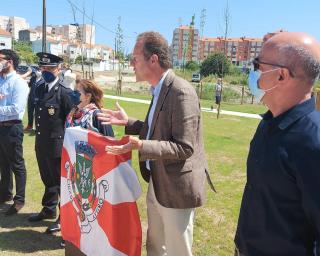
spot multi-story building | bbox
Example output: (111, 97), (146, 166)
(171, 25), (199, 67)
(198, 36), (262, 66)
(51, 24), (78, 41)
(19, 29), (40, 42)
(80, 24), (95, 45)
(35, 24), (95, 45)
(0, 16), (29, 40)
(32, 39), (111, 62)
(0, 28), (12, 50)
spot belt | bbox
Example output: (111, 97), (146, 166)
(0, 120), (22, 127)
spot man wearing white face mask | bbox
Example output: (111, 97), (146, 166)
(234, 32), (320, 256)
(0, 49), (29, 215)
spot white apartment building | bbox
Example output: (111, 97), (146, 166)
(19, 29), (40, 42)
(0, 16), (29, 40)
(79, 24), (95, 45)
(0, 28), (12, 50)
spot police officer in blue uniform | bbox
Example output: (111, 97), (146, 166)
(28, 53), (73, 234)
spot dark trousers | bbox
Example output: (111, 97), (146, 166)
(27, 95), (35, 127)
(35, 151), (61, 213)
(0, 123), (27, 204)
(215, 95), (221, 105)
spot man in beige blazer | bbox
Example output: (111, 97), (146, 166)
(98, 31), (212, 256)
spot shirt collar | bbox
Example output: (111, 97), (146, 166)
(150, 69), (170, 97)
(47, 76), (59, 89)
(1, 71), (16, 80)
(262, 97), (316, 130)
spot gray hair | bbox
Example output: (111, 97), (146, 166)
(278, 44), (320, 85)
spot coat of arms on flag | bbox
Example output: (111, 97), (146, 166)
(61, 127), (142, 256)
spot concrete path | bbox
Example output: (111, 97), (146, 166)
(103, 94), (262, 120)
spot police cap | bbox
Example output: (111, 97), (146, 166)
(37, 52), (63, 67)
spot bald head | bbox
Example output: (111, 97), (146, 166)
(262, 32), (320, 85)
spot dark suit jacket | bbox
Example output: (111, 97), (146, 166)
(125, 70), (208, 209)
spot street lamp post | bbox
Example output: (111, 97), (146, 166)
(42, 0), (47, 52)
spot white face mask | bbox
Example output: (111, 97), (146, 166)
(248, 68), (280, 101)
(0, 61), (8, 73)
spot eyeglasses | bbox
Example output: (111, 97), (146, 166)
(252, 57), (295, 77)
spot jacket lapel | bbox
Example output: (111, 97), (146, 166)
(42, 80), (60, 102)
(148, 70), (174, 139)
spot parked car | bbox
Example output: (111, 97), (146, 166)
(191, 73), (201, 82)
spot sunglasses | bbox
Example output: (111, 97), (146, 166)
(252, 57), (295, 77)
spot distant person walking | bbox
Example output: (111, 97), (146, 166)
(215, 78), (222, 105)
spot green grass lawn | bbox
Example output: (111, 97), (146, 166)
(103, 89), (267, 115)
(0, 99), (260, 256)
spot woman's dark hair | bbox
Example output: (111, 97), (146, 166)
(78, 79), (103, 109)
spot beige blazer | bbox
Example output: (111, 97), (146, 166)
(125, 70), (211, 209)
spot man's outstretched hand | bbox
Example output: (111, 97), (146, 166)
(97, 102), (128, 126)
(105, 136), (142, 155)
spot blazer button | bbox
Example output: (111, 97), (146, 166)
(37, 124), (40, 127)
(39, 108), (42, 111)
(38, 116), (40, 118)
(38, 132), (40, 135)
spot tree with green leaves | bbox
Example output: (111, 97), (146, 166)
(200, 52), (231, 77)
(185, 60), (199, 71)
(75, 55), (87, 64)
(13, 40), (38, 64)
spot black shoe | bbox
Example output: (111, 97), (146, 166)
(5, 202), (24, 216)
(45, 221), (61, 234)
(0, 196), (13, 204)
(28, 210), (57, 222)
(60, 239), (65, 248)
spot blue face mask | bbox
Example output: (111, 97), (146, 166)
(42, 71), (56, 83)
(248, 69), (280, 102)
(68, 90), (81, 106)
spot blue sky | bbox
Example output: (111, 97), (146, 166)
(2, 0), (320, 52)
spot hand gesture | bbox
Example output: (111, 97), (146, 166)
(97, 102), (128, 126)
(105, 136), (142, 155)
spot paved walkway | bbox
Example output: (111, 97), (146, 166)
(103, 94), (262, 120)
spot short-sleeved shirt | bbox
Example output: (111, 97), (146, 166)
(215, 83), (222, 97)
(235, 97), (320, 256)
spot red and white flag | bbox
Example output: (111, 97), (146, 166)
(61, 127), (142, 256)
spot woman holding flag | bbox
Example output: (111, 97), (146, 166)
(66, 79), (114, 136)
(62, 79), (114, 249)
